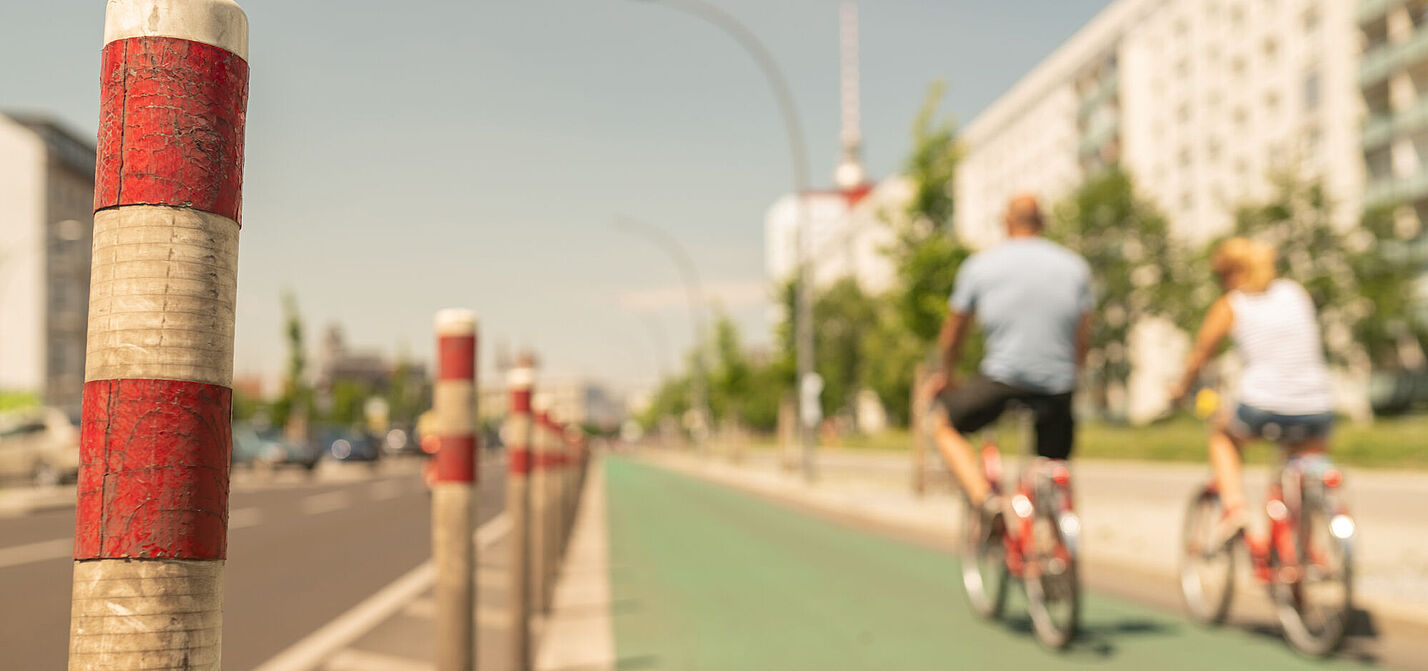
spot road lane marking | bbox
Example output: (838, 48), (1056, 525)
(300, 490), (354, 516)
(0, 537), (71, 569)
(323, 649), (433, 671)
(253, 512), (510, 671)
(230, 507), (262, 530)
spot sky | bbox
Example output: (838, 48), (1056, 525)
(0, 0), (1110, 393)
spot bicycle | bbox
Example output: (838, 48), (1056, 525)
(1178, 390), (1356, 656)
(960, 405), (1081, 650)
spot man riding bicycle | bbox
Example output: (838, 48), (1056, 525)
(925, 194), (1094, 516)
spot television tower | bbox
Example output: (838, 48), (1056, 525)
(835, 1), (868, 190)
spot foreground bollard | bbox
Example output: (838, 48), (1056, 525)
(505, 359), (536, 671)
(69, 2), (249, 669)
(432, 310), (478, 671)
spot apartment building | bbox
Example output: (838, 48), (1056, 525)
(0, 113), (96, 416)
(957, 0), (1363, 247)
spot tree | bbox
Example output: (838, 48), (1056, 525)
(1052, 166), (1196, 411)
(885, 82), (974, 345)
(269, 291), (312, 430)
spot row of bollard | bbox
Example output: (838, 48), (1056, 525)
(429, 338), (590, 671)
(62, 2), (584, 667)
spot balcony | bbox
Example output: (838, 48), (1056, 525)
(1362, 26), (1428, 88)
(1360, 0), (1407, 25)
(1078, 113), (1120, 157)
(1076, 71), (1119, 120)
(1364, 97), (1428, 150)
(1364, 169), (1428, 210)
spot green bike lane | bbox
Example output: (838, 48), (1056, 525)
(604, 456), (1371, 671)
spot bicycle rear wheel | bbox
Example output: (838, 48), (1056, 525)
(961, 499), (1009, 619)
(1024, 488), (1080, 649)
(1180, 488), (1236, 625)
(1272, 492), (1353, 656)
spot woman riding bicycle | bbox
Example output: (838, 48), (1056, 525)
(1171, 237), (1336, 542)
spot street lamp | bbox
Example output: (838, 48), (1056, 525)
(631, 0), (818, 481)
(612, 216), (712, 446)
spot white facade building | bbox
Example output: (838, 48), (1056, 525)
(957, 0), (1363, 247)
(764, 178), (907, 294)
(955, 0), (1393, 422)
(0, 114), (96, 415)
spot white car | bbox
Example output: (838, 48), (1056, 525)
(0, 407), (81, 486)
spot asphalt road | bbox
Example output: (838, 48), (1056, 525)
(605, 456), (1421, 671)
(0, 456), (506, 670)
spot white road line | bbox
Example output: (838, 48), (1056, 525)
(368, 480), (403, 501)
(322, 649), (434, 671)
(253, 512), (510, 671)
(230, 507), (263, 530)
(300, 490), (354, 516)
(0, 537), (71, 570)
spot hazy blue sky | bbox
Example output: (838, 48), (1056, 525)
(1, 0), (1109, 391)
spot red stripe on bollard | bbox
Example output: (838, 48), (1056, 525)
(95, 37), (248, 221)
(509, 448), (532, 474)
(74, 379), (232, 560)
(437, 334), (476, 381)
(433, 434), (477, 482)
(511, 388), (532, 413)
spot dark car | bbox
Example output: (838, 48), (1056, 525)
(317, 427), (382, 464)
(232, 424), (321, 470)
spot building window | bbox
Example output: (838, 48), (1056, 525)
(1263, 38), (1278, 63)
(1303, 6), (1319, 32)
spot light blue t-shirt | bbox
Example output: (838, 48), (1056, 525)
(949, 237), (1093, 394)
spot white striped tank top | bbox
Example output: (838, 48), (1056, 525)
(1227, 279), (1334, 415)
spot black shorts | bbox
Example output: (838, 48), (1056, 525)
(938, 375), (1075, 460)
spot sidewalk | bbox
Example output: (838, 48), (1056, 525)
(646, 447), (1428, 626)
(249, 464), (612, 671)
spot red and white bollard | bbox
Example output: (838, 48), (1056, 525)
(505, 358), (536, 671)
(432, 310), (478, 671)
(69, 2), (249, 669)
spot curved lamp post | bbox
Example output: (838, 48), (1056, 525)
(631, 0), (818, 480)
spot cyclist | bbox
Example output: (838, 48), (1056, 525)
(1170, 237), (1336, 542)
(924, 194), (1094, 516)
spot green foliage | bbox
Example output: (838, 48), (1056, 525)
(327, 379), (374, 427)
(1052, 166), (1196, 395)
(269, 291), (312, 429)
(640, 374), (690, 431)
(887, 83), (974, 345)
(0, 391), (41, 413)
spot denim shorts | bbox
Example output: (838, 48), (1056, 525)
(1227, 403), (1335, 445)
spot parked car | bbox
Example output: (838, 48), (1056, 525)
(231, 424), (320, 470)
(0, 407), (80, 486)
(381, 425), (424, 457)
(316, 426), (382, 465)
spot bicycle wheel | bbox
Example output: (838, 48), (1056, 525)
(961, 498), (1009, 619)
(1271, 491), (1353, 656)
(1024, 488), (1080, 650)
(1180, 488), (1236, 625)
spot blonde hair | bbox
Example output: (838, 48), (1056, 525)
(1212, 237), (1276, 293)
